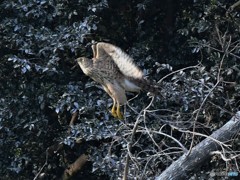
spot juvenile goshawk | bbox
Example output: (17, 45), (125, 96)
(76, 42), (158, 119)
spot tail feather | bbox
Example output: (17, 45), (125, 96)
(127, 77), (161, 95)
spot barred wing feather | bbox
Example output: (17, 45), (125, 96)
(96, 42), (144, 79)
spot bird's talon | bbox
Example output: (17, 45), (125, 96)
(111, 110), (118, 118)
(117, 112), (124, 120)
(116, 105), (124, 120)
(111, 107), (118, 118)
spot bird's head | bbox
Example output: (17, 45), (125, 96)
(76, 57), (93, 75)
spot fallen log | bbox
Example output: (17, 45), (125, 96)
(155, 111), (240, 180)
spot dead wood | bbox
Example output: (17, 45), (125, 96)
(62, 153), (89, 180)
(155, 111), (240, 180)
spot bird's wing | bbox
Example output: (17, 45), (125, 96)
(91, 44), (97, 58)
(95, 42), (144, 79)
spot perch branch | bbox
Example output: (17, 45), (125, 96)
(122, 96), (155, 180)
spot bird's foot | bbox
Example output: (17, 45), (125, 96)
(116, 105), (124, 120)
(111, 105), (123, 119)
(117, 111), (124, 120)
(111, 107), (118, 118)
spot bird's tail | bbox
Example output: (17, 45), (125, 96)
(127, 77), (161, 96)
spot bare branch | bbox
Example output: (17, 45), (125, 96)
(156, 111), (240, 180)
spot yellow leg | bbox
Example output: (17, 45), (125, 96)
(116, 103), (124, 120)
(111, 99), (117, 118)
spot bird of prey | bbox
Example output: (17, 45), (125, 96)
(76, 42), (159, 119)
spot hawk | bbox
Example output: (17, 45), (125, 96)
(76, 42), (159, 119)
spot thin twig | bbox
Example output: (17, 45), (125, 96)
(135, 129), (188, 153)
(122, 115), (141, 180)
(188, 55), (226, 155)
(211, 151), (240, 161)
(157, 64), (200, 84)
(122, 96), (154, 180)
(33, 150), (48, 180)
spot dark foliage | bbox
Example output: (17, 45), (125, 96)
(0, 0), (240, 179)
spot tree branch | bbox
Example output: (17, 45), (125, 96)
(155, 111), (240, 180)
(62, 154), (89, 180)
